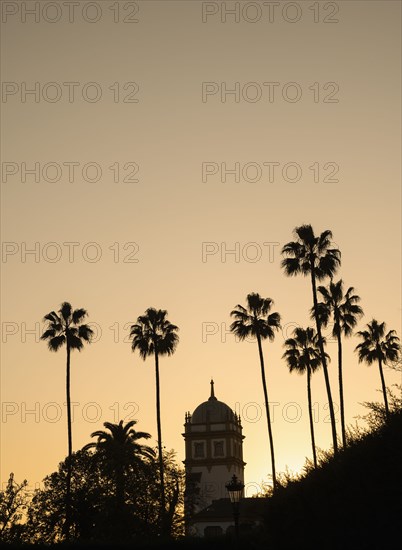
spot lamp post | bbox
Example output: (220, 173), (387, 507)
(225, 474), (244, 540)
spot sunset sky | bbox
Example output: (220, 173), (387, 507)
(1, 0), (401, 496)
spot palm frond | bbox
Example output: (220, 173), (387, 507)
(229, 320), (254, 340)
(41, 328), (56, 340)
(47, 335), (66, 351)
(317, 229), (333, 253)
(281, 257), (303, 276)
(78, 324), (94, 342)
(59, 302), (72, 322)
(43, 311), (61, 324)
(72, 308), (87, 325)
(268, 312), (281, 328)
(295, 224), (315, 246)
(68, 334), (84, 351)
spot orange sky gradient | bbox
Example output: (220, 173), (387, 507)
(1, 0), (401, 495)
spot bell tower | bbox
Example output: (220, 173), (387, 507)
(183, 380), (245, 518)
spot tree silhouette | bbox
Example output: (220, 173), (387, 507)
(130, 308), (179, 533)
(26, 445), (185, 543)
(26, 449), (107, 543)
(355, 319), (400, 419)
(41, 302), (93, 539)
(84, 420), (155, 513)
(315, 280), (363, 446)
(230, 292), (281, 491)
(282, 224), (340, 453)
(282, 327), (326, 468)
(0, 473), (28, 543)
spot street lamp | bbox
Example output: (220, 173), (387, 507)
(225, 474), (244, 539)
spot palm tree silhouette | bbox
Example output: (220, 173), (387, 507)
(355, 319), (400, 419)
(130, 308), (179, 533)
(230, 293), (281, 491)
(83, 420), (155, 512)
(41, 302), (93, 538)
(281, 224), (340, 453)
(315, 280), (363, 447)
(282, 327), (326, 468)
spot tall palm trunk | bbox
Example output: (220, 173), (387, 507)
(310, 265), (338, 453)
(336, 325), (347, 447)
(65, 342), (72, 539)
(307, 367), (317, 468)
(377, 355), (390, 420)
(154, 351), (166, 532)
(256, 331), (277, 491)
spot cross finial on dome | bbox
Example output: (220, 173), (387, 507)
(209, 378), (217, 401)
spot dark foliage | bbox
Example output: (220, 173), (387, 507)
(261, 407), (402, 549)
(0, 474), (29, 543)
(22, 446), (184, 544)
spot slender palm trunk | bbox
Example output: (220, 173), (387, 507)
(337, 329), (347, 447)
(65, 342), (72, 539)
(378, 355), (390, 420)
(256, 332), (277, 491)
(310, 266), (338, 453)
(307, 367), (317, 468)
(154, 351), (166, 533)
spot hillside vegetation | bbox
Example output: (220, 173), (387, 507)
(262, 405), (402, 549)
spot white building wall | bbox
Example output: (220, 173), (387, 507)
(191, 463), (245, 504)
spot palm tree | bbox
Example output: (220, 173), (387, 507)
(83, 420), (155, 511)
(230, 293), (281, 491)
(41, 302), (93, 538)
(281, 224), (341, 453)
(282, 327), (326, 468)
(130, 308), (179, 532)
(315, 280), (363, 447)
(355, 319), (400, 419)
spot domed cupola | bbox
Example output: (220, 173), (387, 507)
(191, 380), (237, 424)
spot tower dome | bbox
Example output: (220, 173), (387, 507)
(191, 380), (236, 424)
